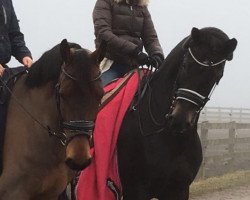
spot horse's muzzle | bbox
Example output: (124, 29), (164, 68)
(65, 157), (92, 171)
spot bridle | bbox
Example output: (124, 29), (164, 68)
(188, 48), (227, 67)
(49, 64), (101, 146)
(136, 46), (227, 136)
(2, 63), (101, 146)
(167, 47), (226, 118)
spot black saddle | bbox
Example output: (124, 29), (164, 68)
(0, 66), (27, 104)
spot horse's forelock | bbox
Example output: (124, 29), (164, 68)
(200, 27), (230, 43)
(25, 42), (83, 88)
(70, 49), (95, 83)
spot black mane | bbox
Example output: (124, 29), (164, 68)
(25, 43), (81, 88)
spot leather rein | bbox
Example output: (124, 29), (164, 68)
(136, 47), (226, 136)
(2, 64), (101, 146)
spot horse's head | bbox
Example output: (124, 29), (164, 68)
(166, 27), (237, 134)
(57, 39), (105, 170)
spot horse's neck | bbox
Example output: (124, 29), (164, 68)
(150, 44), (185, 109)
(10, 77), (60, 136)
(135, 46), (184, 134)
(4, 77), (64, 168)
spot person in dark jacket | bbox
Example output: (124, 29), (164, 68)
(93, 0), (164, 86)
(0, 0), (32, 157)
(0, 0), (32, 77)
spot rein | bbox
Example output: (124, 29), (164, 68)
(132, 67), (167, 136)
(136, 46), (226, 136)
(3, 64), (100, 146)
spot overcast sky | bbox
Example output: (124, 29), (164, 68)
(11, 0), (250, 108)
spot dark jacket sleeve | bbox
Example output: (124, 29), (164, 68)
(93, 0), (137, 55)
(141, 7), (164, 58)
(8, 1), (32, 63)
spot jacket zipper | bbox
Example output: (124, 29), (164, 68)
(130, 5), (135, 35)
(2, 5), (7, 24)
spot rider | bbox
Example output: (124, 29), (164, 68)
(0, 0), (33, 78)
(93, 0), (164, 86)
(0, 0), (32, 147)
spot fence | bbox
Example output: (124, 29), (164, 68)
(197, 121), (250, 179)
(199, 107), (250, 123)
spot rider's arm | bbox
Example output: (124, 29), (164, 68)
(93, 0), (137, 55)
(141, 7), (164, 58)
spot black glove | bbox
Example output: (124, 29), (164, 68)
(149, 54), (164, 69)
(133, 48), (150, 66)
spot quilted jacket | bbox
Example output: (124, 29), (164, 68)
(93, 0), (164, 67)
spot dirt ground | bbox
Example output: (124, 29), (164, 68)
(190, 185), (250, 200)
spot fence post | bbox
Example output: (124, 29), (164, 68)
(204, 107), (207, 121)
(198, 121), (208, 179)
(230, 107), (233, 122)
(239, 108), (242, 123)
(228, 121), (236, 172)
(218, 107), (221, 122)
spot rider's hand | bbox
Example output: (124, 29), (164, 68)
(133, 48), (150, 66)
(22, 56), (33, 68)
(0, 64), (5, 77)
(149, 54), (164, 69)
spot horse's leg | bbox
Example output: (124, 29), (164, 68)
(1, 190), (31, 200)
(157, 186), (189, 200)
(122, 181), (151, 200)
(58, 187), (71, 200)
(34, 193), (65, 200)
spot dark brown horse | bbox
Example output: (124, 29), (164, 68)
(0, 39), (105, 200)
(117, 27), (237, 199)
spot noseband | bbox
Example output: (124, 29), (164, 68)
(48, 65), (101, 146)
(173, 47), (226, 111)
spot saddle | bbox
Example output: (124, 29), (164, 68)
(100, 70), (137, 110)
(100, 69), (146, 110)
(0, 67), (27, 104)
(0, 66), (26, 174)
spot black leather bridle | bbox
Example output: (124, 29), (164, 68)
(174, 48), (225, 108)
(1, 63), (101, 146)
(48, 64), (101, 146)
(165, 47), (226, 122)
(135, 46), (226, 136)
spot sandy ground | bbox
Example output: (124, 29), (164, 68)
(190, 185), (250, 200)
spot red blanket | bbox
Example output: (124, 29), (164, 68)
(76, 72), (139, 200)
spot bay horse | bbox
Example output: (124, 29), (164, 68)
(117, 27), (237, 199)
(0, 39), (105, 200)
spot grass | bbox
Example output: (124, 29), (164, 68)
(190, 170), (250, 197)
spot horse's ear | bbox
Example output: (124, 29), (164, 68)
(182, 36), (191, 49)
(191, 27), (201, 43)
(60, 39), (73, 64)
(91, 40), (107, 64)
(183, 27), (200, 49)
(224, 38), (237, 61)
